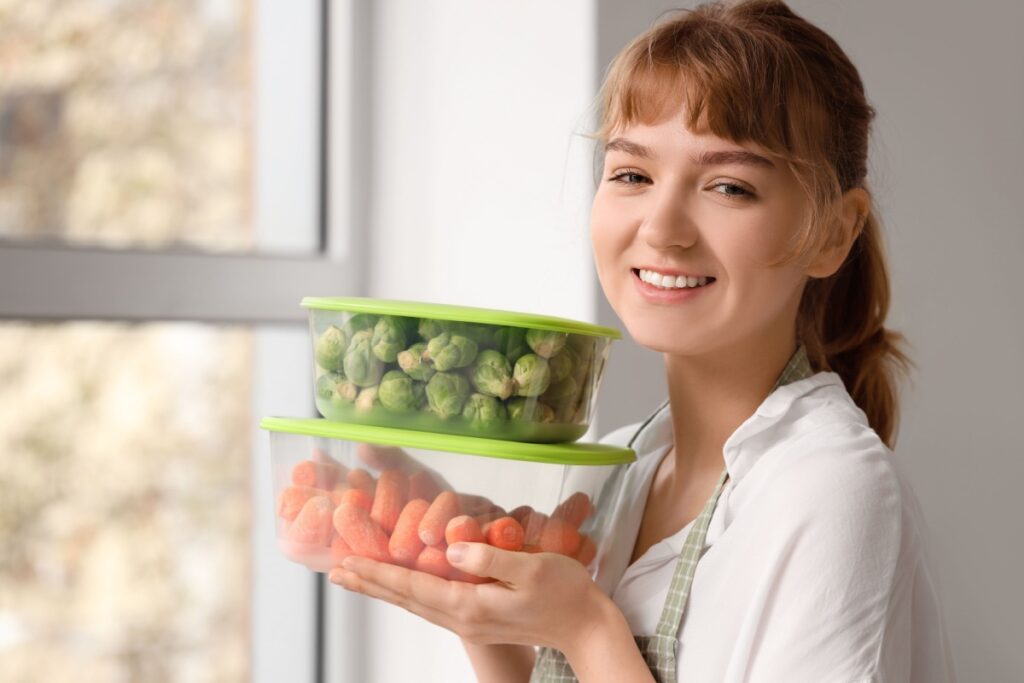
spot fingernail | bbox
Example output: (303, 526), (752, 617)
(447, 543), (467, 563)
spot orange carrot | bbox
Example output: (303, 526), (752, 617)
(329, 483), (351, 506)
(445, 515), (484, 545)
(371, 469), (409, 534)
(521, 511), (550, 546)
(552, 491), (594, 528)
(330, 534), (353, 565)
(483, 516), (525, 551)
(333, 502), (390, 562)
(346, 468), (377, 495)
(575, 533), (597, 567)
(419, 491), (461, 546)
(286, 496), (335, 546)
(539, 517), (581, 556)
(474, 508), (507, 527)
(414, 545), (453, 578)
(291, 459), (342, 489)
(409, 470), (442, 501)
(389, 498), (431, 567)
(277, 485), (327, 521)
(341, 487), (373, 512)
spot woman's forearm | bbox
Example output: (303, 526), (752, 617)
(563, 592), (656, 683)
(461, 641), (536, 683)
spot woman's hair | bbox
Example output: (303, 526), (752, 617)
(595, 0), (912, 448)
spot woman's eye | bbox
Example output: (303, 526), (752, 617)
(608, 170), (650, 186)
(711, 182), (755, 199)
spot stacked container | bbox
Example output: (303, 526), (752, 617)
(261, 297), (635, 582)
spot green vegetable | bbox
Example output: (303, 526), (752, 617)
(423, 332), (478, 372)
(494, 327), (529, 363)
(371, 316), (408, 363)
(342, 313), (378, 339)
(470, 349), (515, 400)
(316, 371), (344, 400)
(512, 353), (551, 397)
(378, 370), (426, 412)
(548, 346), (578, 383)
(354, 385), (379, 412)
(396, 341), (435, 381)
(343, 329), (386, 387)
(507, 397), (555, 423)
(314, 325), (348, 372)
(426, 371), (470, 419)
(462, 393), (508, 429)
(418, 318), (453, 341)
(542, 375), (578, 403)
(525, 329), (568, 359)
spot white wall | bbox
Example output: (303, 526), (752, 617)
(361, 1), (597, 680)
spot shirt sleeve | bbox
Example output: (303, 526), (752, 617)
(741, 423), (904, 682)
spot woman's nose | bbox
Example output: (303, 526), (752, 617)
(637, 190), (699, 251)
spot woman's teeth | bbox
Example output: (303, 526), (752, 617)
(637, 269), (714, 289)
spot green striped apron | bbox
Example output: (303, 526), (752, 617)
(530, 345), (814, 682)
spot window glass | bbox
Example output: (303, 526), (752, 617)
(0, 321), (252, 680)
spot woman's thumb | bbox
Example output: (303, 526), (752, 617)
(447, 542), (523, 581)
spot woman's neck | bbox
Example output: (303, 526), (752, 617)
(663, 329), (798, 481)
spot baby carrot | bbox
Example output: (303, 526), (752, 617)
(286, 495), (335, 546)
(474, 508), (507, 527)
(575, 533), (597, 567)
(291, 459), (342, 490)
(419, 490), (460, 546)
(389, 498), (431, 567)
(409, 470), (442, 501)
(277, 485), (326, 521)
(346, 468), (377, 496)
(445, 515), (484, 545)
(330, 534), (353, 565)
(539, 517), (581, 557)
(341, 487), (373, 512)
(521, 511), (550, 546)
(371, 469), (409, 534)
(552, 492), (594, 529)
(329, 483), (351, 506)
(483, 516), (525, 551)
(414, 545), (453, 578)
(333, 502), (390, 562)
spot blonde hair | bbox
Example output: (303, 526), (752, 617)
(595, 0), (911, 447)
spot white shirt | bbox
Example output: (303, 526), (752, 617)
(592, 371), (956, 682)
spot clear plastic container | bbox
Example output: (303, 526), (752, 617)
(262, 417), (635, 581)
(303, 297), (622, 443)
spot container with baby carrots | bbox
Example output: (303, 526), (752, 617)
(261, 417), (635, 582)
(302, 297), (622, 443)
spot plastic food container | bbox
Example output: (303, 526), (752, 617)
(262, 417), (635, 580)
(303, 297), (622, 443)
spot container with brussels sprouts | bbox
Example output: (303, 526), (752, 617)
(304, 297), (619, 443)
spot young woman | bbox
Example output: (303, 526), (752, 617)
(329, 1), (955, 680)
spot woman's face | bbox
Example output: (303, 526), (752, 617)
(591, 108), (812, 357)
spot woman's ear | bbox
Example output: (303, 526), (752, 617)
(806, 187), (871, 279)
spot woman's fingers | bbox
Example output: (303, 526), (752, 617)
(447, 542), (538, 586)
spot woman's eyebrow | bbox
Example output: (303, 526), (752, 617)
(605, 137), (775, 169)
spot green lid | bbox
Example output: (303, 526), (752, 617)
(301, 296), (622, 340)
(260, 417), (635, 466)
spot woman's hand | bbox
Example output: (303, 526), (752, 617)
(329, 542), (612, 656)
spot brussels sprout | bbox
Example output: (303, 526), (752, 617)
(452, 322), (497, 349)
(354, 385), (379, 412)
(547, 346), (579, 383)
(371, 316), (408, 363)
(470, 349), (515, 400)
(425, 371), (470, 419)
(315, 371), (344, 400)
(344, 329), (386, 387)
(462, 393), (508, 429)
(396, 342), (435, 381)
(507, 397), (555, 423)
(512, 353), (551, 397)
(378, 370), (426, 412)
(423, 332), (478, 372)
(525, 329), (568, 359)
(542, 375), (578, 404)
(314, 325), (348, 372)
(342, 313), (378, 339)
(494, 327), (529, 363)
(418, 318), (453, 341)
